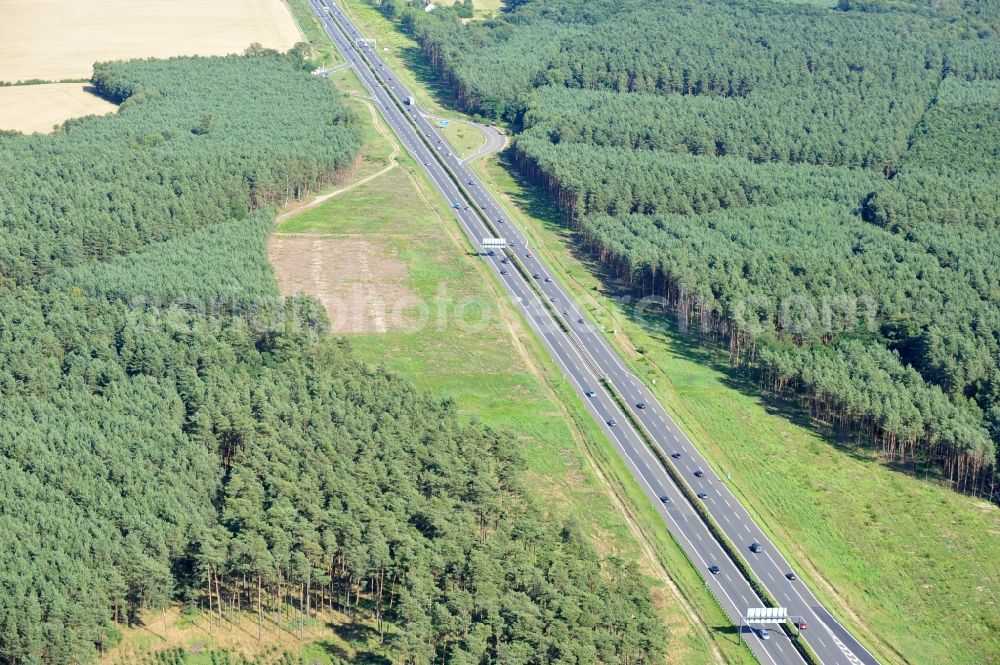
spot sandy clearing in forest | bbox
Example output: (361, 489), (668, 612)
(268, 234), (419, 334)
(0, 0), (302, 83)
(0, 83), (117, 133)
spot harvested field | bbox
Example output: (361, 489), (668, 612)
(268, 234), (418, 334)
(0, 83), (116, 133)
(0, 0), (302, 83)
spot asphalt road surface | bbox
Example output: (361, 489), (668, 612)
(458, 121), (506, 165)
(308, 3), (882, 664)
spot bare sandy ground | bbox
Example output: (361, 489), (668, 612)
(0, 0), (302, 83)
(268, 234), (418, 334)
(0, 83), (117, 133)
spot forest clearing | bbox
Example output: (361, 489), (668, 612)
(266, 77), (738, 664)
(269, 232), (416, 334)
(352, 0), (1000, 662)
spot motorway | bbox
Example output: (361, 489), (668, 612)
(308, 2), (881, 664)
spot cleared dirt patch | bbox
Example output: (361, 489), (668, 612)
(268, 234), (417, 334)
(0, 0), (302, 83)
(0, 83), (117, 133)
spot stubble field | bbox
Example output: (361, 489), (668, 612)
(0, 83), (116, 133)
(0, 0), (302, 132)
(0, 0), (302, 83)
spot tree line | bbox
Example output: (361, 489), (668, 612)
(381, 0), (1000, 497)
(0, 51), (665, 663)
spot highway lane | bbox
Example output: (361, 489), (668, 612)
(310, 2), (880, 664)
(458, 121), (506, 165)
(307, 3), (795, 663)
(308, 2), (801, 663)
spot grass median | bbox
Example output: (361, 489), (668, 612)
(273, 91), (750, 663)
(329, 5), (1000, 663)
(470, 150), (1000, 665)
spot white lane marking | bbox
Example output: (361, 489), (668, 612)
(323, 18), (790, 665)
(546, 353), (764, 631)
(762, 549), (851, 655)
(828, 629), (866, 665)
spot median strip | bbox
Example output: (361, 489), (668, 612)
(318, 4), (820, 663)
(597, 376), (821, 665)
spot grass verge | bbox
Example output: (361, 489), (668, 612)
(338, 0), (477, 119)
(275, 101), (749, 664)
(328, 66), (369, 97)
(286, 0), (342, 67)
(470, 151), (1000, 665)
(438, 120), (486, 158)
(322, 4), (1000, 662)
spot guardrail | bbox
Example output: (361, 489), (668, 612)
(318, 3), (822, 664)
(322, 2), (504, 241)
(597, 375), (821, 665)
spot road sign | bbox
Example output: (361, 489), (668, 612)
(481, 237), (506, 248)
(745, 607), (788, 624)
